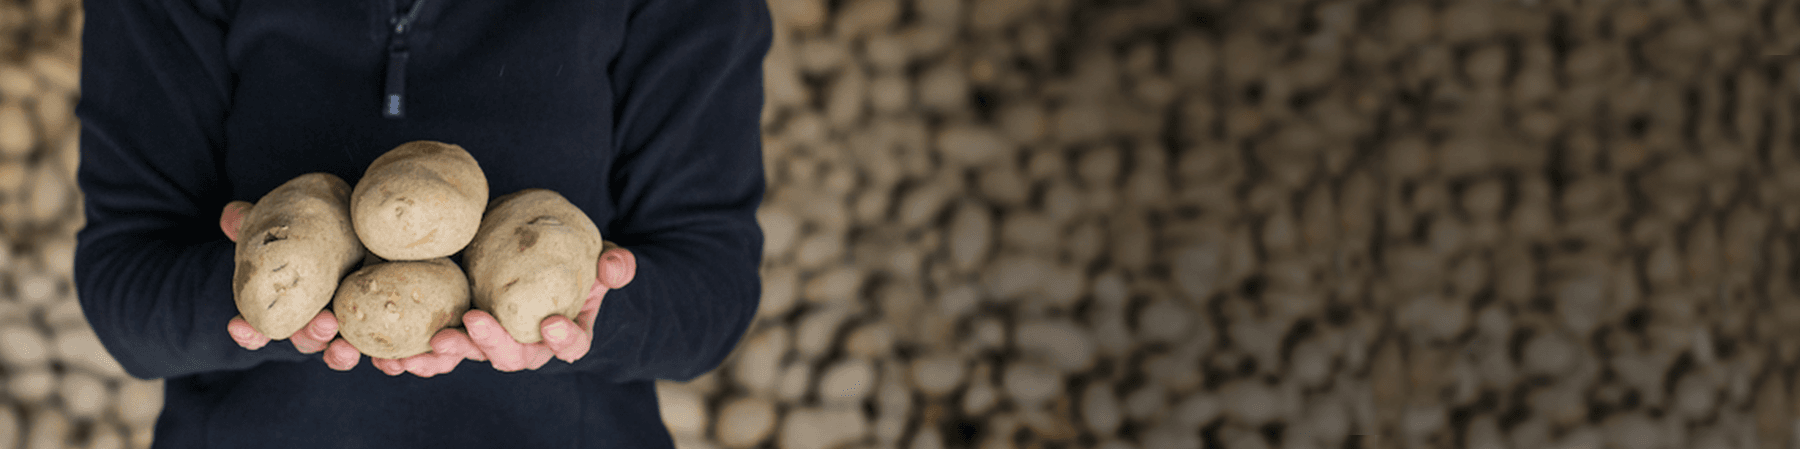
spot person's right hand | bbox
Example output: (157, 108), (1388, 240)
(220, 201), (362, 371)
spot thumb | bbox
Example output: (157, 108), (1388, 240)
(220, 201), (254, 242)
(596, 246), (635, 290)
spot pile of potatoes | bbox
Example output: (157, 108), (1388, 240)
(231, 141), (605, 359)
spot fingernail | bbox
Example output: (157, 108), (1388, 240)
(602, 255), (629, 286)
(544, 321), (570, 343)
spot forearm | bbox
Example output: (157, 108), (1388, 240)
(75, 231), (308, 379)
(529, 0), (769, 380)
(539, 226), (760, 380)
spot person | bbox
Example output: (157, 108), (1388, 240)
(73, 0), (770, 447)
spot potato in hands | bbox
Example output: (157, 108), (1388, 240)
(333, 258), (472, 359)
(232, 173), (366, 340)
(237, 142), (608, 369)
(464, 189), (603, 344)
(351, 141), (489, 261)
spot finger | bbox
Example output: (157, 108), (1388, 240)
(291, 335), (328, 354)
(325, 339), (360, 371)
(499, 343), (557, 371)
(581, 289), (604, 313)
(220, 201), (253, 242)
(403, 352), (462, 378)
(416, 357), (459, 377)
(370, 357), (406, 376)
(425, 352), (465, 377)
(290, 311), (340, 354)
(575, 296), (603, 332)
(596, 247), (636, 289)
(227, 316), (270, 350)
(465, 310), (528, 371)
(522, 345), (557, 371)
(404, 332), (468, 377)
(430, 328), (486, 362)
(310, 310), (339, 338)
(467, 311), (559, 371)
(579, 286), (608, 331)
(542, 315), (592, 364)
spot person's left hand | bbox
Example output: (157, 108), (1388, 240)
(362, 244), (634, 377)
(462, 244), (637, 371)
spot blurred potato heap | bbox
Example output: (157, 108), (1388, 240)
(2, 1), (163, 449)
(7, 0), (1800, 448)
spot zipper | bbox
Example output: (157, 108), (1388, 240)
(383, 0), (429, 119)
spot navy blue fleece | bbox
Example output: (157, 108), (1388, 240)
(73, 0), (768, 447)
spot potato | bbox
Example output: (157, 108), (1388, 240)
(332, 258), (471, 359)
(465, 189), (603, 344)
(233, 173), (365, 340)
(351, 141), (489, 260)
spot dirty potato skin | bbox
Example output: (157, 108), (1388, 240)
(233, 173), (366, 340)
(465, 189), (603, 344)
(351, 141), (489, 261)
(333, 258), (472, 359)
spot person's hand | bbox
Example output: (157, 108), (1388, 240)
(220, 201), (362, 371)
(368, 245), (634, 377)
(365, 328), (487, 377)
(464, 244), (637, 371)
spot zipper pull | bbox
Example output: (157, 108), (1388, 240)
(382, 0), (428, 119)
(383, 48), (409, 119)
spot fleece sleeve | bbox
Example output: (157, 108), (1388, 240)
(73, 0), (312, 380)
(544, 0), (771, 381)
